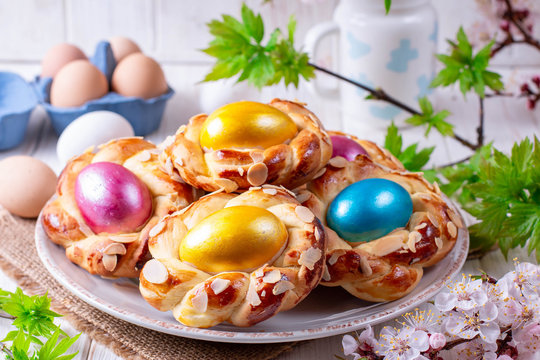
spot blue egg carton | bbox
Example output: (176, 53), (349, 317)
(0, 72), (39, 150)
(34, 41), (174, 137)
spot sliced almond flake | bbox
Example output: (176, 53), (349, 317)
(262, 184), (280, 189)
(295, 192), (311, 204)
(247, 163), (268, 186)
(329, 156), (347, 168)
(142, 259), (169, 284)
(280, 186), (296, 197)
(314, 227), (322, 241)
(433, 181), (441, 195)
(427, 212), (440, 228)
(435, 237), (443, 249)
(254, 268), (265, 278)
(250, 152), (264, 163)
(148, 148), (161, 155)
(191, 290), (208, 313)
(238, 167), (245, 176)
(417, 193), (432, 201)
(79, 223), (94, 237)
(177, 125), (187, 134)
(149, 221), (166, 237)
(298, 247), (322, 270)
(414, 223), (427, 230)
(263, 188), (278, 195)
(322, 266), (331, 281)
(215, 178), (238, 192)
(261, 290), (266, 297)
(447, 209), (464, 228)
(175, 158), (184, 167)
(246, 284), (261, 306)
(295, 206), (315, 223)
(210, 278), (231, 295)
(102, 254), (117, 272)
(447, 221), (458, 238)
(328, 252), (341, 266)
(109, 234), (138, 243)
(359, 256), (373, 276)
(249, 186), (262, 191)
(407, 231), (422, 253)
(372, 234), (407, 256)
(137, 150), (151, 162)
(273, 280), (295, 296)
(199, 188), (225, 200)
(313, 167), (326, 179)
(104, 243), (126, 256)
(262, 270), (281, 284)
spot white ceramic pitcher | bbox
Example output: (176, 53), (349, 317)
(305, 0), (437, 136)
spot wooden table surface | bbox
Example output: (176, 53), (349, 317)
(0, 64), (538, 359)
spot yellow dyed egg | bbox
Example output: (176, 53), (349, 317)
(179, 206), (288, 273)
(199, 101), (297, 150)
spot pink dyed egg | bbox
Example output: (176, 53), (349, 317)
(75, 162), (152, 234)
(331, 135), (368, 161)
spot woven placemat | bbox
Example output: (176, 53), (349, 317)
(0, 209), (298, 360)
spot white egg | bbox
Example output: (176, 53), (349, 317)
(57, 111), (134, 164)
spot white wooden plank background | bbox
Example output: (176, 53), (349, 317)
(0, 0), (539, 358)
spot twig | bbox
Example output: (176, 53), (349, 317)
(308, 62), (478, 150)
(436, 155), (472, 169)
(308, 62), (421, 115)
(477, 97), (485, 147)
(0, 341), (13, 358)
(0, 311), (14, 320)
(493, 0), (540, 57)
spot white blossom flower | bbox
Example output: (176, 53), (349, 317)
(342, 325), (377, 359)
(444, 338), (498, 360)
(429, 332), (446, 350)
(445, 303), (500, 343)
(375, 326), (429, 360)
(512, 323), (540, 359)
(498, 296), (540, 330)
(498, 261), (540, 301)
(435, 276), (488, 312)
(398, 304), (442, 333)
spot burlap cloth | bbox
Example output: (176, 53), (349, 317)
(0, 210), (299, 360)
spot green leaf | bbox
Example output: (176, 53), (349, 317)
(201, 3), (314, 89)
(383, 122), (433, 172)
(384, 122), (402, 157)
(432, 27), (504, 97)
(385, 0), (392, 14)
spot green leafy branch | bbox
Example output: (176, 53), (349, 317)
(0, 288), (80, 360)
(202, 5), (497, 154)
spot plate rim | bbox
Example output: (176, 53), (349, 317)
(35, 213), (469, 344)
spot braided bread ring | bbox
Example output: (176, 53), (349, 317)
(139, 187), (326, 328)
(160, 99), (332, 193)
(41, 138), (199, 278)
(297, 133), (463, 302)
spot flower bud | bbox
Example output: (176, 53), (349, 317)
(532, 75), (540, 87)
(429, 332), (446, 350)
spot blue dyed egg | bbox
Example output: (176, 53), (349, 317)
(326, 178), (413, 243)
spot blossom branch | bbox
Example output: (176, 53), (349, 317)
(0, 341), (13, 358)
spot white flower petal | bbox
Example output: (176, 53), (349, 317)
(435, 292), (457, 311)
(409, 330), (429, 352)
(342, 334), (359, 356)
(479, 321), (500, 343)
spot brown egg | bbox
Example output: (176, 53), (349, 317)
(41, 43), (87, 78)
(109, 36), (141, 63)
(111, 53), (168, 99)
(0, 156), (57, 218)
(50, 60), (108, 108)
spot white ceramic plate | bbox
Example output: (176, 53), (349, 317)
(35, 216), (468, 344)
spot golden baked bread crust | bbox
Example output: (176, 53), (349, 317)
(41, 138), (199, 278)
(139, 186), (327, 328)
(297, 134), (462, 302)
(160, 99), (333, 193)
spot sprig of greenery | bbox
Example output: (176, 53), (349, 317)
(466, 137), (540, 259)
(384, 0), (392, 14)
(405, 97), (454, 137)
(384, 122), (434, 172)
(202, 4), (314, 88)
(0, 288), (80, 360)
(431, 27), (504, 98)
